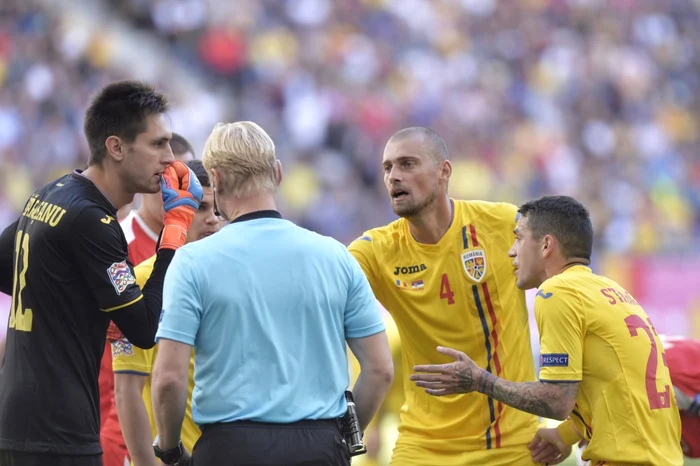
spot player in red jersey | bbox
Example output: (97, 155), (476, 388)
(99, 134), (195, 466)
(659, 335), (700, 459)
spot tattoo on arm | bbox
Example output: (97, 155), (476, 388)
(453, 353), (476, 392)
(478, 376), (579, 420)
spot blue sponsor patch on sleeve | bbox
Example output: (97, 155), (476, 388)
(359, 236), (371, 242)
(536, 289), (553, 299)
(540, 353), (569, 367)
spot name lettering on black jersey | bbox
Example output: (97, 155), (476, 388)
(21, 196), (67, 227)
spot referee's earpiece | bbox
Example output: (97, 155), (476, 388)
(212, 184), (221, 217)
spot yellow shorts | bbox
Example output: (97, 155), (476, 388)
(389, 443), (539, 466)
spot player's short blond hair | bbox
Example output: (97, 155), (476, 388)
(202, 121), (278, 198)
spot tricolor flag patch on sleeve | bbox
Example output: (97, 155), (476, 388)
(107, 261), (136, 295)
(540, 354), (569, 367)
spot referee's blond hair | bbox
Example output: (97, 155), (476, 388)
(202, 121), (278, 198)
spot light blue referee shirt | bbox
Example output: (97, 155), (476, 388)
(156, 210), (385, 426)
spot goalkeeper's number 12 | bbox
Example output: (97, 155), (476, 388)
(9, 230), (33, 332)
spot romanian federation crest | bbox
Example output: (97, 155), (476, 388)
(461, 249), (487, 282)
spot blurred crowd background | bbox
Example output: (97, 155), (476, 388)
(1, 0), (699, 335)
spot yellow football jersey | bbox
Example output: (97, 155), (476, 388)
(536, 265), (683, 466)
(348, 200), (539, 454)
(111, 255), (201, 456)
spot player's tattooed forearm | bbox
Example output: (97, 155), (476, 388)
(479, 378), (579, 420)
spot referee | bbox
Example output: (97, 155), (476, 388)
(151, 121), (394, 466)
(0, 81), (202, 466)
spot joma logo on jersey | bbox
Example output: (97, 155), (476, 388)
(540, 354), (569, 367)
(394, 264), (427, 275)
(461, 249), (487, 282)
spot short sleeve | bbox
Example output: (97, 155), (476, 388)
(112, 255), (158, 374)
(535, 283), (585, 382)
(71, 207), (142, 312)
(343, 248), (385, 339)
(133, 255), (157, 288)
(492, 202), (520, 238)
(348, 233), (383, 297)
(155, 248), (201, 346)
(112, 341), (154, 375)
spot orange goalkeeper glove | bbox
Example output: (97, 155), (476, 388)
(159, 161), (203, 251)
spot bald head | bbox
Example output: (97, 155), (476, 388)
(387, 127), (449, 164)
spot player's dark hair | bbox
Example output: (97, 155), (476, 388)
(186, 159), (210, 188)
(170, 132), (195, 158)
(84, 81), (169, 166)
(518, 196), (593, 261)
(389, 126), (449, 163)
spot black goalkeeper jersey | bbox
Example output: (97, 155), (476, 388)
(0, 171), (145, 455)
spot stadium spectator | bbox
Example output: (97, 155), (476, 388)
(412, 196), (684, 465)
(150, 121), (393, 465)
(4, 1), (700, 254)
(101, 0), (700, 252)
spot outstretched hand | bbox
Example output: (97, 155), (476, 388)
(410, 346), (485, 396)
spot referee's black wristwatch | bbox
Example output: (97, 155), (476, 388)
(153, 437), (185, 465)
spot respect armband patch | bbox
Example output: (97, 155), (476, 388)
(540, 353), (569, 367)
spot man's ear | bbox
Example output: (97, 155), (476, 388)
(105, 136), (124, 162)
(276, 160), (283, 186)
(441, 160), (452, 181)
(541, 234), (555, 258)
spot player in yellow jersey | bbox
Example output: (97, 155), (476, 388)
(110, 160), (220, 465)
(412, 195), (684, 466)
(348, 127), (541, 466)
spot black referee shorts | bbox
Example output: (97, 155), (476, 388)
(191, 419), (351, 466)
(0, 451), (102, 466)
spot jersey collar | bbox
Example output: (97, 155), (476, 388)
(230, 210), (282, 224)
(561, 264), (592, 275)
(71, 169), (118, 214)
